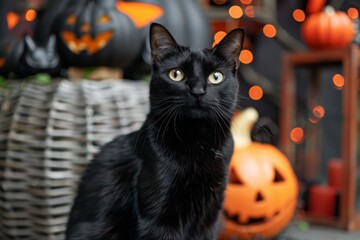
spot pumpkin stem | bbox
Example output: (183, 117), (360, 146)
(324, 6), (335, 15)
(231, 107), (259, 148)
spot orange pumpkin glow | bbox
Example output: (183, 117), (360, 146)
(62, 31), (113, 55)
(301, 6), (355, 49)
(6, 12), (19, 30)
(220, 108), (298, 240)
(116, 1), (163, 28)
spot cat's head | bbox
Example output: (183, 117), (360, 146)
(149, 23), (244, 121)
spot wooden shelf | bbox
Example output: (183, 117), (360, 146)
(279, 44), (360, 231)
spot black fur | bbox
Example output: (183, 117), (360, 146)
(66, 23), (244, 240)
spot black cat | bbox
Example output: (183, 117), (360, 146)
(66, 23), (244, 240)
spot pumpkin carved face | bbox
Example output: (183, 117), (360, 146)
(61, 13), (114, 55)
(57, 0), (143, 68)
(221, 143), (298, 239)
(219, 108), (298, 240)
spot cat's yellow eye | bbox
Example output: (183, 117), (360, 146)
(169, 68), (185, 81)
(208, 71), (224, 84)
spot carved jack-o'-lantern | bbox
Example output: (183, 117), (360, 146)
(56, 0), (162, 68)
(219, 108), (298, 240)
(0, 37), (24, 77)
(0, 4), (28, 76)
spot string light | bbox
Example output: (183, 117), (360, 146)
(290, 127), (304, 144)
(245, 6), (254, 18)
(312, 105), (325, 119)
(25, 9), (37, 22)
(347, 7), (359, 19)
(239, 50), (253, 64)
(240, 0), (253, 4)
(229, 5), (243, 19)
(214, 31), (227, 44)
(263, 24), (276, 38)
(293, 9), (306, 22)
(332, 73), (344, 90)
(249, 85), (263, 100)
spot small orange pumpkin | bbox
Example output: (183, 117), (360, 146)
(301, 6), (355, 49)
(219, 108), (298, 240)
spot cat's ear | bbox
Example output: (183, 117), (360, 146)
(25, 35), (36, 51)
(213, 28), (245, 69)
(47, 35), (56, 51)
(150, 23), (178, 62)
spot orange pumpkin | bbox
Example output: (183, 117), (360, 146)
(301, 6), (355, 49)
(306, 0), (326, 14)
(219, 108), (298, 240)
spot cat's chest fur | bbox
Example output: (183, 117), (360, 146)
(133, 125), (230, 238)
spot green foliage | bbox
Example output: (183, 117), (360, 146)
(0, 75), (7, 88)
(32, 73), (52, 85)
(82, 67), (97, 79)
(296, 220), (310, 232)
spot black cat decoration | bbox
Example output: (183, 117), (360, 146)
(17, 35), (61, 77)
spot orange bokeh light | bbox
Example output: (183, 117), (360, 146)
(312, 105), (325, 119)
(290, 127), (304, 144)
(263, 24), (276, 38)
(25, 9), (37, 22)
(347, 7), (359, 19)
(213, 0), (227, 5)
(249, 85), (263, 100)
(240, 0), (253, 4)
(229, 5), (243, 19)
(332, 73), (345, 90)
(245, 6), (254, 18)
(214, 31), (227, 44)
(239, 50), (253, 64)
(293, 9), (306, 22)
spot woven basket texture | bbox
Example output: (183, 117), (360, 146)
(0, 79), (149, 240)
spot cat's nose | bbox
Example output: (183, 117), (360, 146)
(190, 87), (206, 99)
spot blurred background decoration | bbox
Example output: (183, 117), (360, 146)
(0, 0), (360, 239)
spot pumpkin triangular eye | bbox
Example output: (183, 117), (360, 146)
(98, 15), (110, 24)
(66, 15), (76, 25)
(273, 168), (285, 182)
(255, 192), (264, 202)
(229, 168), (244, 185)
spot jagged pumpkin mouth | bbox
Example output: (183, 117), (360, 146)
(0, 58), (5, 68)
(224, 209), (281, 226)
(61, 31), (113, 55)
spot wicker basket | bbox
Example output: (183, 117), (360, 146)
(0, 79), (149, 240)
